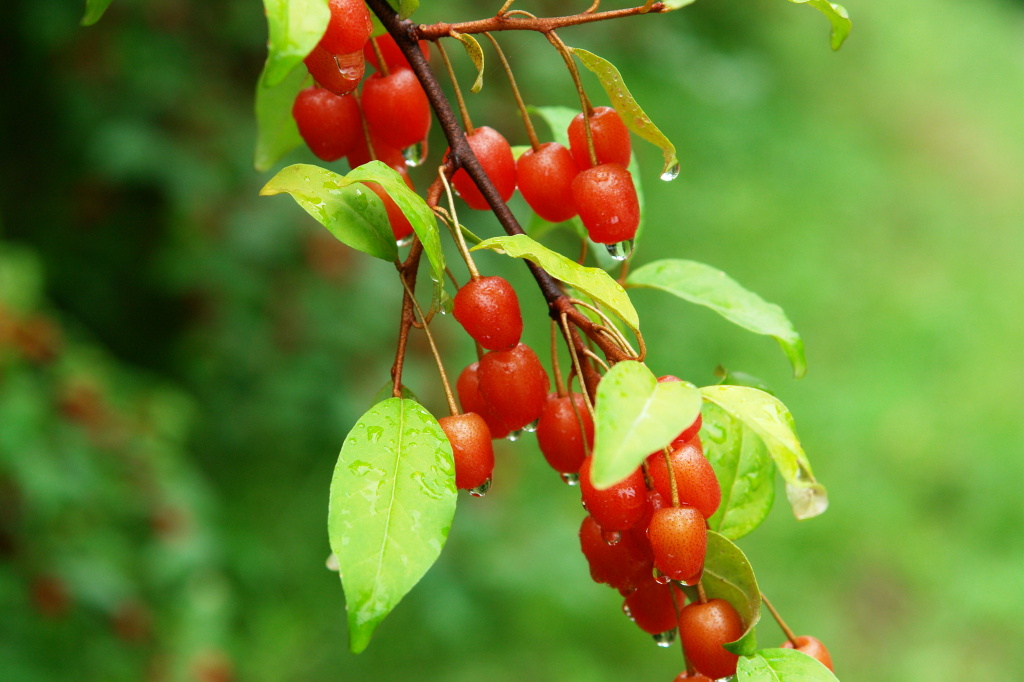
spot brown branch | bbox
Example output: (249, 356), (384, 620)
(391, 239), (424, 398)
(416, 3), (668, 40)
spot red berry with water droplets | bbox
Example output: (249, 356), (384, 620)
(304, 46), (364, 96)
(782, 635), (834, 672)
(292, 88), (362, 162)
(568, 106), (632, 169)
(536, 392), (594, 475)
(579, 457), (647, 532)
(572, 163), (640, 245)
(364, 34), (431, 72)
(579, 514), (652, 595)
(438, 413), (494, 491)
(623, 575), (686, 635)
(678, 599), (744, 680)
(450, 126), (517, 210)
(452, 276), (523, 351)
(456, 362), (510, 439)
(362, 69), (432, 150)
(347, 129), (406, 171)
(477, 343), (549, 431)
(318, 0), (373, 55)
(647, 439), (720, 519)
(648, 505), (707, 585)
(516, 142), (579, 223)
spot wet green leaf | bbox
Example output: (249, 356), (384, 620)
(788, 0), (851, 51)
(81, 0), (114, 26)
(262, 0), (330, 87)
(471, 234), (639, 331)
(253, 61), (309, 172)
(260, 164), (398, 262)
(627, 259), (806, 378)
(737, 647), (839, 680)
(453, 32), (485, 93)
(529, 105), (575, 149)
(702, 403), (775, 540)
(328, 397), (457, 653)
(700, 385), (827, 521)
(685, 530), (761, 657)
(590, 361), (701, 488)
(570, 47), (678, 180)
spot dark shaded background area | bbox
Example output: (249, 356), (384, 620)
(2, 0), (1023, 680)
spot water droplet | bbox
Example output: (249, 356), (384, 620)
(506, 429), (522, 442)
(621, 603), (634, 620)
(469, 478), (492, 497)
(601, 530), (622, 546)
(396, 234), (414, 247)
(560, 472), (580, 486)
(652, 629), (677, 647)
(521, 419), (538, 433)
(786, 480), (829, 520)
(605, 240), (633, 261)
(366, 426), (384, 443)
(325, 553), (340, 572)
(653, 573), (671, 585)
(333, 52), (363, 80)
(660, 162), (681, 182)
(403, 140), (427, 167)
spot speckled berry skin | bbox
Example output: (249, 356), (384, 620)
(647, 505), (707, 584)
(536, 392), (593, 474)
(516, 142), (579, 223)
(319, 0), (373, 55)
(579, 514), (652, 595)
(571, 163), (640, 244)
(455, 362), (510, 439)
(568, 106), (632, 169)
(292, 87), (362, 162)
(450, 126), (517, 210)
(362, 69), (432, 150)
(646, 439), (721, 520)
(579, 457), (647, 532)
(452, 276), (523, 351)
(678, 599), (744, 680)
(477, 343), (549, 431)
(438, 413), (494, 490)
(623, 575), (686, 635)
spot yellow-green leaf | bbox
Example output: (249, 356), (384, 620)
(453, 32), (485, 93)
(788, 0), (851, 51)
(253, 61), (309, 172)
(262, 0), (330, 87)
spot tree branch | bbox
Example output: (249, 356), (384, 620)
(416, 3), (668, 41)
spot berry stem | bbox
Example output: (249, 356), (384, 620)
(435, 165), (481, 279)
(760, 592), (799, 645)
(662, 446), (680, 507)
(696, 580), (708, 605)
(483, 32), (541, 151)
(545, 31), (597, 167)
(396, 268), (460, 416)
(550, 319), (567, 397)
(369, 35), (391, 76)
(436, 39), (474, 134)
(391, 239), (424, 398)
(560, 312), (598, 416)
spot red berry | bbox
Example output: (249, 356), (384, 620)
(452, 276), (523, 351)
(571, 163), (640, 244)
(362, 69), (432, 151)
(536, 392), (594, 475)
(647, 439), (721, 519)
(516, 142), (578, 223)
(438, 413), (494, 491)
(347, 128), (406, 171)
(477, 343), (549, 431)
(648, 505), (707, 584)
(623, 575), (686, 635)
(568, 106), (632, 169)
(579, 514), (652, 595)
(657, 375), (703, 444)
(292, 87), (362, 162)
(450, 126), (517, 210)
(782, 635), (834, 672)
(364, 173), (414, 242)
(673, 673), (714, 682)
(318, 0), (373, 55)
(579, 457), (647, 532)
(364, 34), (431, 72)
(304, 46), (364, 97)
(456, 361), (511, 439)
(678, 599), (744, 680)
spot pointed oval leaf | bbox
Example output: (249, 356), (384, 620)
(788, 0), (851, 51)
(701, 385), (827, 521)
(702, 403), (776, 540)
(260, 164), (398, 262)
(737, 647), (839, 681)
(452, 32), (485, 93)
(262, 0), (330, 86)
(328, 397), (457, 653)
(471, 234), (639, 331)
(627, 259), (806, 378)
(590, 361), (701, 488)
(81, 0), (114, 26)
(570, 47), (678, 180)
(254, 62), (309, 172)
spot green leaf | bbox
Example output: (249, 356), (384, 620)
(590, 361), (701, 489)
(627, 259), (806, 378)
(737, 647), (839, 681)
(453, 32), (485, 93)
(253, 61), (309, 172)
(788, 0), (851, 51)
(702, 403), (776, 540)
(570, 47), (679, 180)
(471, 234), (639, 331)
(715, 365), (775, 395)
(386, 0), (419, 19)
(700, 385), (827, 521)
(328, 397), (457, 653)
(528, 105), (576, 149)
(0, 246), (45, 313)
(261, 0), (330, 86)
(260, 164), (398, 262)
(371, 381), (417, 405)
(81, 0), (114, 26)
(693, 530), (761, 657)
(662, 0), (697, 8)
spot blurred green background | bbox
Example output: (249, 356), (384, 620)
(2, 0), (1023, 680)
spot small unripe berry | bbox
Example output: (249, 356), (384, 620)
(477, 343), (549, 431)
(571, 163), (640, 245)
(678, 599), (744, 680)
(568, 106), (632, 169)
(438, 413), (494, 490)
(452, 276), (523, 351)
(450, 126), (517, 210)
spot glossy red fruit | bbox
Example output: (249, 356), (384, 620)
(782, 635), (834, 672)
(516, 142), (578, 223)
(647, 439), (721, 519)
(452, 276), (523, 351)
(364, 175), (414, 241)
(477, 343), (549, 431)
(568, 106), (632, 169)
(364, 34), (431, 72)
(673, 673), (714, 682)
(292, 87), (362, 162)
(579, 514), (652, 595)
(362, 69), (432, 151)
(623, 575), (686, 635)
(347, 128), (406, 171)
(657, 375), (703, 444)
(630, 488), (669, 560)
(571, 163), (640, 244)
(536, 392), (594, 474)
(648, 505), (707, 584)
(450, 126), (517, 210)
(678, 599), (744, 679)
(456, 362), (511, 439)
(438, 413), (494, 490)
(579, 457), (647, 532)
(319, 0), (373, 55)
(304, 46), (364, 96)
